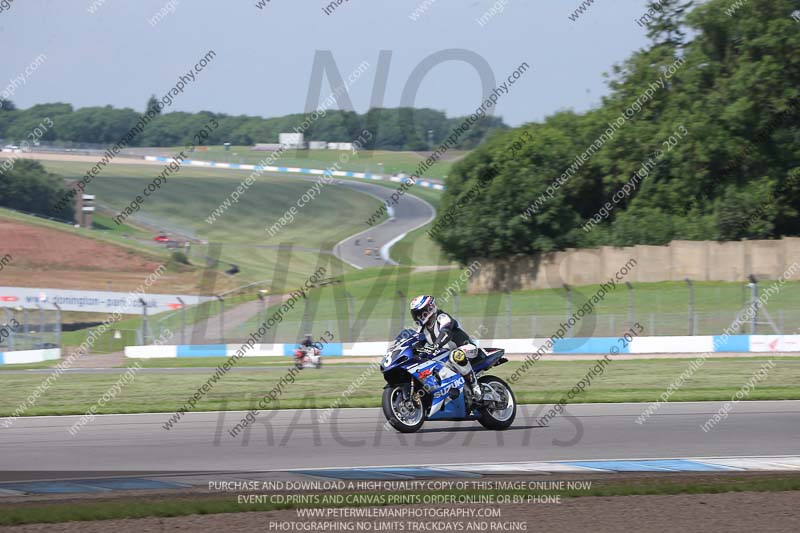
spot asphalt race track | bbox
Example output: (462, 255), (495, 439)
(242, 173), (435, 269)
(330, 179), (436, 269)
(269, 171), (436, 269)
(1, 401), (797, 480)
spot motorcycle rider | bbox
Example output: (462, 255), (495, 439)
(409, 295), (482, 400)
(297, 334), (315, 361)
(300, 334), (314, 348)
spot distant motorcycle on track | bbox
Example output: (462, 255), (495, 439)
(380, 329), (516, 433)
(294, 345), (322, 369)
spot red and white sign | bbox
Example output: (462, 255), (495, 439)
(749, 335), (800, 352)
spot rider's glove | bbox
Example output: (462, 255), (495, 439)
(418, 344), (435, 357)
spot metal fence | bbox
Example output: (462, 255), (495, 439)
(11, 279), (796, 351)
(222, 311), (796, 345)
(0, 308), (61, 351)
(220, 279), (798, 344)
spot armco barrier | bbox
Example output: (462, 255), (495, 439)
(0, 348), (61, 365)
(144, 156), (445, 190)
(123, 335), (800, 359)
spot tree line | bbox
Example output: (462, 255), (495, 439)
(0, 100), (507, 152)
(0, 160), (75, 221)
(433, 0), (800, 263)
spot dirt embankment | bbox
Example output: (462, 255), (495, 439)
(0, 219), (198, 293)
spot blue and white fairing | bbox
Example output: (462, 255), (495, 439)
(408, 357), (468, 419)
(380, 329), (472, 419)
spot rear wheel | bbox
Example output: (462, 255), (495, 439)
(476, 376), (516, 430)
(382, 384), (425, 433)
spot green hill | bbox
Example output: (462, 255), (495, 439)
(40, 160), (386, 286)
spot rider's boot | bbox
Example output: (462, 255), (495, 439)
(450, 349), (482, 401)
(465, 371), (482, 401)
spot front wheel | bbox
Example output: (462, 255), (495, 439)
(476, 376), (516, 430)
(382, 384), (425, 433)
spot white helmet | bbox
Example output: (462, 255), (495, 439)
(410, 295), (437, 327)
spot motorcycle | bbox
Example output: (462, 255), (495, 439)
(380, 329), (516, 433)
(294, 345), (322, 369)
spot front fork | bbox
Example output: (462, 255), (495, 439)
(401, 378), (429, 414)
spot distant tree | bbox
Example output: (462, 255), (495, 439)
(0, 159), (75, 221)
(714, 182), (779, 241)
(644, 0), (693, 48)
(146, 95), (162, 116)
(0, 102), (503, 151)
(0, 99), (15, 112)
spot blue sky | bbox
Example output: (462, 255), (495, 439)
(1, 0), (656, 126)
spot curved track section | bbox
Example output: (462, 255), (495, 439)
(22, 152), (437, 270)
(1, 402), (797, 476)
(330, 181), (436, 269)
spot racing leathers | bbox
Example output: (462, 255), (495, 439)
(297, 336), (314, 360)
(418, 310), (482, 400)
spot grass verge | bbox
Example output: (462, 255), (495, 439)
(0, 357), (797, 416)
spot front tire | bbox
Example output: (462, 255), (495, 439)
(476, 376), (516, 430)
(382, 384), (425, 433)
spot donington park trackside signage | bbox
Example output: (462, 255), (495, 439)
(0, 287), (214, 314)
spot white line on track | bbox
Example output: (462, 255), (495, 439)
(250, 454), (800, 473)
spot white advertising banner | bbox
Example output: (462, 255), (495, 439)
(749, 335), (800, 353)
(0, 287), (213, 314)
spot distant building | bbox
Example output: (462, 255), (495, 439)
(67, 184), (94, 228)
(327, 142), (353, 151)
(309, 141), (328, 150)
(279, 133), (305, 149)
